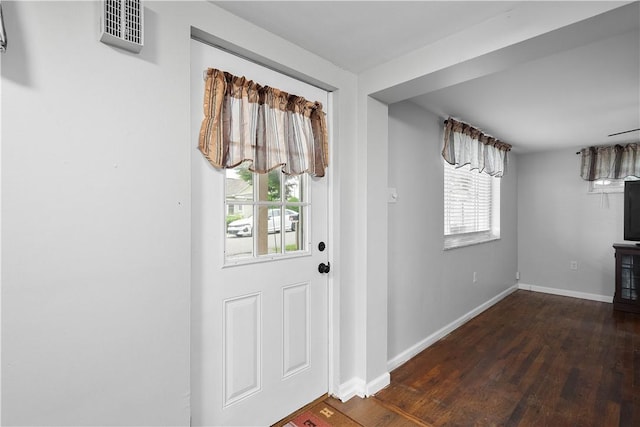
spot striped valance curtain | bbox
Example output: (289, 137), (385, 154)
(580, 143), (640, 181)
(441, 118), (512, 177)
(0, 1), (7, 52)
(198, 68), (329, 177)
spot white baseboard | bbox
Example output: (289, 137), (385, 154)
(335, 377), (365, 402)
(387, 284), (519, 372)
(518, 283), (612, 303)
(335, 372), (391, 402)
(365, 372), (390, 397)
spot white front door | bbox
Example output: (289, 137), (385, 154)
(190, 39), (330, 426)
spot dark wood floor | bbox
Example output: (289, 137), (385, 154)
(280, 290), (640, 427)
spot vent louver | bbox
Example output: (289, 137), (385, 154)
(100, 0), (143, 53)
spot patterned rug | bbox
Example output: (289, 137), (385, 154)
(284, 403), (360, 427)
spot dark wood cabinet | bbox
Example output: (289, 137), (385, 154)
(613, 244), (640, 313)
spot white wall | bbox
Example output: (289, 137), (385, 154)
(2, 2), (191, 425)
(1, 1), (358, 425)
(387, 101), (518, 364)
(517, 148), (624, 298)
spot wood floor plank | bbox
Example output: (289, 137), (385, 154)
(326, 396), (427, 427)
(376, 291), (640, 427)
(277, 290), (640, 427)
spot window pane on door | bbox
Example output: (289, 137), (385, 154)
(226, 203), (254, 260)
(226, 163), (253, 202)
(258, 170), (282, 202)
(285, 205), (304, 253)
(263, 205), (283, 255)
(285, 174), (305, 203)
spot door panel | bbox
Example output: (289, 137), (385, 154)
(190, 39), (329, 426)
(223, 293), (261, 407)
(283, 283), (310, 377)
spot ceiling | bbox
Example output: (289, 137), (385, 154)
(213, 1), (640, 153)
(214, 1), (522, 73)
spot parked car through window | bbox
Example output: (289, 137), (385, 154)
(227, 208), (299, 237)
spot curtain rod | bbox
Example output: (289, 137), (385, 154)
(577, 140), (640, 154)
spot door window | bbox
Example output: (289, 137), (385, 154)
(225, 162), (308, 263)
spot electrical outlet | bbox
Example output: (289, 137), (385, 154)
(570, 261), (578, 271)
(473, 272), (478, 283)
(516, 271), (520, 280)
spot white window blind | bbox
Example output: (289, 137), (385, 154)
(444, 162), (500, 249)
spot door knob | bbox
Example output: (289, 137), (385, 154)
(318, 262), (330, 274)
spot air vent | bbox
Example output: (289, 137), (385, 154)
(100, 0), (143, 53)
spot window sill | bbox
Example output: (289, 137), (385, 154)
(444, 234), (500, 251)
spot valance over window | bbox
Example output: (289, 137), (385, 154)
(442, 118), (511, 177)
(580, 143), (640, 181)
(198, 68), (329, 177)
(0, 1), (7, 52)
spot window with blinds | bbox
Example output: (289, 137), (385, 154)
(444, 162), (500, 249)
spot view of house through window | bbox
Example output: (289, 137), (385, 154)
(444, 162), (500, 249)
(225, 162), (308, 262)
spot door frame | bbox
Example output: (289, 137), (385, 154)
(189, 29), (340, 413)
